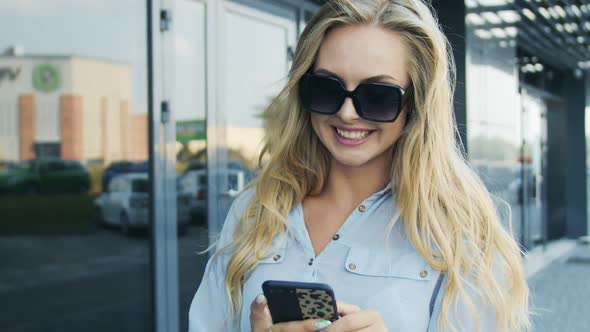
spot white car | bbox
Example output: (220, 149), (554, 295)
(178, 169), (207, 220)
(95, 173), (190, 236)
(178, 169), (246, 221)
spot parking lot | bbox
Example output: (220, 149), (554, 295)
(0, 225), (210, 332)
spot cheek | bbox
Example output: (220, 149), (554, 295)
(380, 110), (408, 144)
(310, 113), (327, 137)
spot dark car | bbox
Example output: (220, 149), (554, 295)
(0, 159), (90, 194)
(101, 160), (148, 192)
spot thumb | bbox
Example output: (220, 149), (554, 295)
(250, 294), (272, 332)
(336, 300), (361, 316)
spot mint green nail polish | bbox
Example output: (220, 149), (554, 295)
(314, 319), (332, 330)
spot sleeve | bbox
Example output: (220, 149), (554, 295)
(426, 276), (499, 332)
(188, 188), (256, 332)
(188, 255), (232, 332)
(427, 257), (507, 332)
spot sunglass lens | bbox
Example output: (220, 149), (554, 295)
(355, 84), (402, 122)
(300, 76), (344, 114)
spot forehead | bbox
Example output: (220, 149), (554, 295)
(314, 24), (409, 86)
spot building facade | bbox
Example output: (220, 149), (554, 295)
(0, 55), (147, 163)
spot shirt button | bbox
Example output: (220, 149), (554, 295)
(420, 270), (428, 278)
(358, 205), (366, 212)
(308, 258), (314, 266)
(332, 234), (340, 241)
(273, 255), (281, 261)
(348, 263), (357, 270)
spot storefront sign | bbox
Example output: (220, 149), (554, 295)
(0, 66), (21, 84)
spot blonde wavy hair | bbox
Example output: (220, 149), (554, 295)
(220, 0), (530, 331)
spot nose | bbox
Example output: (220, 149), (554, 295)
(337, 96), (360, 122)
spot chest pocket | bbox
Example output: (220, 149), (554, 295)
(344, 245), (432, 281)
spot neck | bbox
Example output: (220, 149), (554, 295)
(320, 154), (391, 205)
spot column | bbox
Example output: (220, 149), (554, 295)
(18, 95), (36, 160)
(60, 95), (83, 160)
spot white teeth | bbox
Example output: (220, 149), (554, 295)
(336, 128), (371, 139)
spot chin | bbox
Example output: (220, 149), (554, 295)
(330, 151), (373, 168)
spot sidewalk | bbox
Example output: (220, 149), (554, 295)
(528, 240), (590, 331)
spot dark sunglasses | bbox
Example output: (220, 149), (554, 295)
(298, 73), (407, 123)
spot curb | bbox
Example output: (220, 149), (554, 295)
(524, 239), (578, 279)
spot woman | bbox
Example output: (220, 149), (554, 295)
(189, 0), (530, 331)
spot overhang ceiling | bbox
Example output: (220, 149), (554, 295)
(467, 0), (590, 72)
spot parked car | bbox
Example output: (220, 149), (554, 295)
(0, 159), (90, 194)
(178, 168), (249, 222)
(183, 160), (255, 179)
(178, 169), (207, 220)
(101, 160), (148, 192)
(94, 173), (190, 236)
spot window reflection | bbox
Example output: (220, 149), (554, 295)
(0, 1), (151, 331)
(465, 1), (552, 250)
(465, 0), (523, 244)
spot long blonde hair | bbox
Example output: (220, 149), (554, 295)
(222, 0), (530, 330)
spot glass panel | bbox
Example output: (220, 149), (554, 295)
(0, 1), (151, 331)
(178, 0), (298, 326)
(173, 1), (208, 331)
(221, 2), (296, 219)
(465, 2), (523, 245)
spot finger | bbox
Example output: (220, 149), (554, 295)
(250, 294), (272, 332)
(323, 310), (381, 331)
(351, 328), (372, 332)
(336, 301), (361, 316)
(273, 318), (333, 332)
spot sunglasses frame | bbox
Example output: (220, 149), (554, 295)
(299, 73), (407, 123)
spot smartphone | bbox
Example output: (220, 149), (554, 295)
(262, 280), (339, 324)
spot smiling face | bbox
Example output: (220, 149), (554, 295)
(309, 24), (411, 169)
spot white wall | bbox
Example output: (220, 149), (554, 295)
(0, 98), (18, 161)
(0, 56), (72, 160)
(70, 57), (131, 162)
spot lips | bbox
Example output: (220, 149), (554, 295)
(334, 126), (374, 140)
(335, 128), (371, 139)
(332, 126), (375, 146)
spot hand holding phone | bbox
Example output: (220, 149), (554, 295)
(262, 280), (339, 324)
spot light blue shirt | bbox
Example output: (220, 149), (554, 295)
(189, 186), (498, 331)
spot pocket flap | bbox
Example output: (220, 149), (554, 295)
(344, 246), (432, 281)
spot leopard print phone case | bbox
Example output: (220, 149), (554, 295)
(262, 280), (339, 323)
(296, 288), (336, 320)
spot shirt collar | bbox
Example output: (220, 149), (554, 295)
(363, 182), (393, 205)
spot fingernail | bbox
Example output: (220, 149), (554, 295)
(255, 294), (265, 305)
(314, 319), (332, 330)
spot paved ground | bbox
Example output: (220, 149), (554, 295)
(529, 242), (590, 331)
(2, 224), (589, 332)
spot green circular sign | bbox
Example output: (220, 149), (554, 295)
(32, 64), (60, 93)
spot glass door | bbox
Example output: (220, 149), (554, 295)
(520, 90), (548, 249)
(211, 0), (297, 236)
(178, 1), (304, 329)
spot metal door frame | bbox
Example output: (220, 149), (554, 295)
(148, 0), (180, 331)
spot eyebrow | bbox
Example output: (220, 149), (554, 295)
(313, 68), (399, 84)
